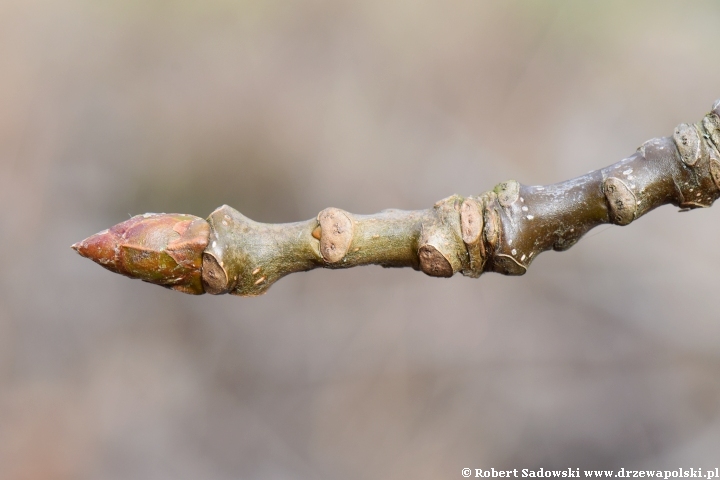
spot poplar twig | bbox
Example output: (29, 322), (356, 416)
(72, 101), (720, 297)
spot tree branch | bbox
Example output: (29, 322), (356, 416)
(72, 101), (720, 297)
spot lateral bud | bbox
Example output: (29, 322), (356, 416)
(673, 123), (701, 166)
(202, 205), (241, 295)
(418, 195), (465, 278)
(494, 180), (520, 207)
(603, 177), (637, 225)
(459, 196), (486, 277)
(317, 207), (354, 263)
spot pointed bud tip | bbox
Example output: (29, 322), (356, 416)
(72, 228), (121, 272)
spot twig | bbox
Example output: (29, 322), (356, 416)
(72, 101), (720, 297)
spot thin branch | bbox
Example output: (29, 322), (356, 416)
(72, 101), (720, 297)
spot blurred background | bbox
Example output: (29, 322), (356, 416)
(2, 0), (720, 478)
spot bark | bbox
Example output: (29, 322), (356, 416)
(73, 101), (720, 297)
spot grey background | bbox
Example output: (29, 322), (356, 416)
(2, 1), (720, 478)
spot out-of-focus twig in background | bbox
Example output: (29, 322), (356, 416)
(2, 1), (720, 478)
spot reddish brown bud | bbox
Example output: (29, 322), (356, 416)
(72, 213), (210, 294)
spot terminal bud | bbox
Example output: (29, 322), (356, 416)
(72, 213), (210, 294)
